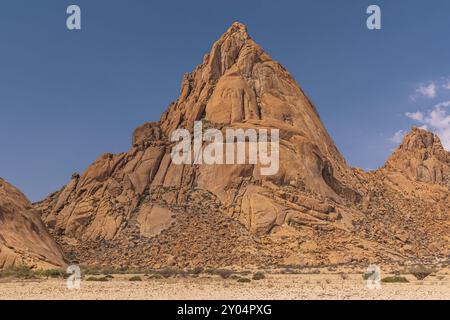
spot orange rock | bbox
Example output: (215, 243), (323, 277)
(0, 178), (66, 269)
(34, 23), (449, 269)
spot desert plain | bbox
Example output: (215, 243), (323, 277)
(1, 268), (449, 300)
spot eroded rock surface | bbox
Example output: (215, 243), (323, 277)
(0, 178), (66, 269)
(35, 23), (449, 269)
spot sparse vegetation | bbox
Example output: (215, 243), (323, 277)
(38, 269), (66, 279)
(381, 276), (409, 283)
(0, 265), (36, 279)
(279, 266), (323, 275)
(204, 268), (234, 279)
(129, 276), (142, 282)
(189, 267), (204, 275)
(252, 272), (265, 281)
(85, 276), (109, 282)
(82, 266), (146, 276)
(408, 265), (435, 281)
(216, 269), (233, 279)
(239, 270), (252, 276)
(155, 268), (182, 278)
(0, 266), (70, 280)
(204, 267), (215, 275)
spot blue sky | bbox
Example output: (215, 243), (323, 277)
(1, 0), (450, 201)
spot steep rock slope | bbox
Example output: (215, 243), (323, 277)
(0, 178), (66, 269)
(351, 128), (449, 261)
(384, 127), (449, 185)
(35, 23), (449, 269)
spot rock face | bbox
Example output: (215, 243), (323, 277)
(350, 129), (449, 262)
(0, 178), (66, 269)
(35, 23), (449, 269)
(159, 22), (357, 201)
(385, 127), (449, 185)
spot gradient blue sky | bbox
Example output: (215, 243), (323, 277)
(1, 0), (450, 201)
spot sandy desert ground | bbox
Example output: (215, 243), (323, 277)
(0, 273), (449, 300)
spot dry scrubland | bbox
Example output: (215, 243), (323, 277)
(0, 266), (449, 300)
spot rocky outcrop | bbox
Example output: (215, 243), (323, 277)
(159, 22), (358, 200)
(35, 23), (449, 269)
(384, 127), (449, 185)
(351, 129), (449, 261)
(0, 178), (66, 269)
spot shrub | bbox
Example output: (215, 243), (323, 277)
(204, 268), (217, 275)
(189, 267), (204, 275)
(237, 277), (251, 283)
(216, 269), (233, 279)
(38, 269), (65, 279)
(129, 276), (142, 282)
(82, 266), (103, 275)
(409, 265), (435, 281)
(0, 266), (36, 279)
(252, 272), (265, 281)
(82, 266), (147, 276)
(85, 276), (109, 282)
(155, 268), (182, 278)
(381, 276), (409, 283)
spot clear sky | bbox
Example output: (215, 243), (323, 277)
(1, 0), (450, 201)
